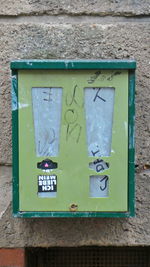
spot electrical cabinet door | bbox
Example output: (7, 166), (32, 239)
(11, 60), (135, 217)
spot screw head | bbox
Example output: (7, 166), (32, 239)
(69, 203), (78, 212)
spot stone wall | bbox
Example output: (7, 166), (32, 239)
(0, 0), (150, 247)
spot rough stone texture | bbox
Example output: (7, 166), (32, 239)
(0, 22), (150, 247)
(0, 0), (150, 16)
(0, 167), (11, 218)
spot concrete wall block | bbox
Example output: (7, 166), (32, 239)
(0, 0), (150, 16)
(0, 23), (149, 164)
(0, 167), (11, 219)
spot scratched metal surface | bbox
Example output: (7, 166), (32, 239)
(32, 87), (62, 157)
(84, 87), (115, 157)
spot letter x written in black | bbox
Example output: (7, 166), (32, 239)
(93, 88), (106, 102)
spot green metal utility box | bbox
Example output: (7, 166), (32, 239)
(11, 59), (136, 217)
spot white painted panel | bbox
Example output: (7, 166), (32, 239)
(38, 192), (57, 198)
(84, 87), (115, 157)
(90, 176), (109, 197)
(32, 87), (62, 157)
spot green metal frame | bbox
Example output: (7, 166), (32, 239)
(11, 60), (136, 218)
(11, 59), (136, 70)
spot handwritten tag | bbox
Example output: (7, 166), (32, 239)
(90, 175), (109, 197)
(89, 159), (109, 173)
(64, 85), (82, 143)
(32, 87), (62, 157)
(84, 87), (115, 157)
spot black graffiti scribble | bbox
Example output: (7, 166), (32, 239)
(65, 84), (82, 143)
(96, 163), (105, 173)
(66, 123), (82, 143)
(91, 149), (100, 157)
(89, 159), (109, 173)
(87, 71), (101, 84)
(64, 109), (78, 125)
(93, 159), (105, 172)
(38, 129), (55, 155)
(43, 89), (52, 101)
(107, 71), (121, 81)
(94, 159), (103, 164)
(91, 147), (101, 157)
(93, 88), (106, 102)
(94, 159), (104, 172)
(99, 176), (108, 191)
(66, 85), (80, 106)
